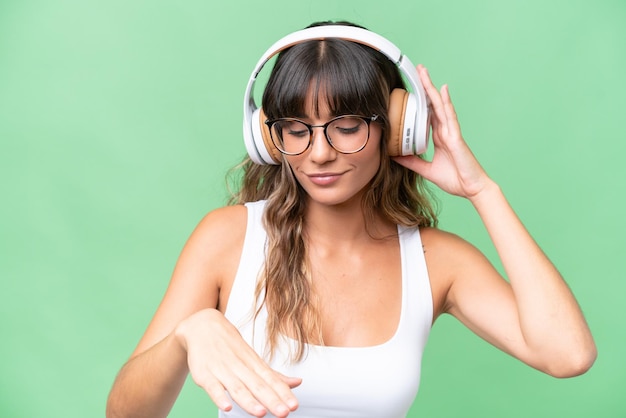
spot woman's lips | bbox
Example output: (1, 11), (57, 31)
(307, 172), (343, 186)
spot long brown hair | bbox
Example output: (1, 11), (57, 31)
(230, 22), (438, 361)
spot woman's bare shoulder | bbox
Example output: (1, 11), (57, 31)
(419, 226), (474, 253)
(166, 204), (248, 282)
(418, 226), (490, 318)
(184, 204), (250, 268)
(194, 204), (248, 239)
(419, 226), (491, 275)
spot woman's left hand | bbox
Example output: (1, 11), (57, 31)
(392, 65), (491, 200)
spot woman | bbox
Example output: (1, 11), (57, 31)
(106, 21), (596, 418)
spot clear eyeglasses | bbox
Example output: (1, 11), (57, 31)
(265, 114), (379, 155)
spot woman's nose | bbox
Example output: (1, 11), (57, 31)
(308, 127), (336, 163)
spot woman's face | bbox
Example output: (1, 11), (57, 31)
(283, 92), (383, 208)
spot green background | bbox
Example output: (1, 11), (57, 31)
(1, 0), (624, 416)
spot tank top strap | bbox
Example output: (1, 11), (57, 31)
(397, 225), (433, 344)
(224, 200), (268, 329)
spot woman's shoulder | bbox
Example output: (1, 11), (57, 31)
(419, 226), (469, 251)
(419, 226), (488, 268)
(178, 204), (249, 267)
(190, 200), (269, 257)
(418, 227), (490, 317)
(177, 204), (250, 289)
(420, 227), (477, 255)
(201, 203), (247, 224)
(193, 204), (249, 243)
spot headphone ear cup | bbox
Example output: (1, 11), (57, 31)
(258, 108), (283, 163)
(387, 89), (409, 157)
(251, 107), (282, 164)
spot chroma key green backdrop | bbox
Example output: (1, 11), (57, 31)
(1, 0), (625, 417)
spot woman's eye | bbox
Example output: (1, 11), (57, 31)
(337, 125), (359, 134)
(334, 120), (362, 135)
(287, 129), (308, 138)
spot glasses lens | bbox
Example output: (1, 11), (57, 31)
(327, 116), (369, 153)
(270, 119), (310, 155)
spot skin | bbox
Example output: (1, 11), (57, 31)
(106, 65), (597, 418)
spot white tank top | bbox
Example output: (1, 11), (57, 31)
(221, 200), (433, 418)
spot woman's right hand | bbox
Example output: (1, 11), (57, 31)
(392, 65), (491, 201)
(175, 308), (301, 417)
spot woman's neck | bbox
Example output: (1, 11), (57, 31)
(302, 197), (396, 248)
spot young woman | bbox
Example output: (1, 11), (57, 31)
(106, 21), (596, 418)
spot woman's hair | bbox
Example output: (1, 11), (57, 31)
(229, 21), (438, 362)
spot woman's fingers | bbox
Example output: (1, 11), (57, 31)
(418, 65), (464, 147)
(392, 155), (432, 179)
(278, 373), (303, 389)
(194, 372), (234, 412)
(245, 364), (300, 414)
(191, 348), (298, 417)
(417, 65), (447, 127)
(401, 65), (489, 198)
(224, 371), (290, 417)
(440, 84), (462, 141)
(182, 309), (300, 417)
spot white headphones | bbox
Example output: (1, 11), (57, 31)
(242, 25), (429, 165)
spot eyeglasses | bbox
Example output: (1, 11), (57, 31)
(265, 114), (379, 156)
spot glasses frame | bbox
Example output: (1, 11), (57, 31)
(264, 114), (379, 156)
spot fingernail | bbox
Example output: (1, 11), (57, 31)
(276, 404), (289, 415)
(253, 405), (267, 416)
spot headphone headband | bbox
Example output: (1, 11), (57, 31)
(243, 25), (429, 165)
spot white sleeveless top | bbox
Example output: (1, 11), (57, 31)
(221, 200), (433, 418)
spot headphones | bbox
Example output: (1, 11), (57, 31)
(242, 25), (430, 165)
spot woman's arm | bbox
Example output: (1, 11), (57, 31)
(106, 331), (189, 417)
(394, 66), (596, 377)
(106, 206), (300, 418)
(466, 179), (595, 376)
